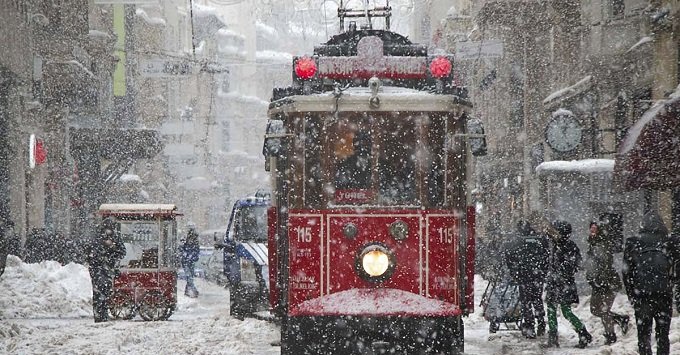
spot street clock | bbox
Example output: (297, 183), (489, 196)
(545, 110), (582, 152)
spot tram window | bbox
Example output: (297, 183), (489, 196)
(304, 115), (322, 207)
(334, 130), (372, 190)
(378, 118), (417, 205)
(427, 115), (446, 206)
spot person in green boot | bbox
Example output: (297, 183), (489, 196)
(544, 220), (592, 348)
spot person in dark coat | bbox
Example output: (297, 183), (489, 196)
(335, 130), (372, 190)
(86, 218), (126, 323)
(504, 220), (549, 338)
(623, 211), (679, 355)
(0, 219), (8, 278)
(585, 221), (630, 344)
(179, 223), (200, 298)
(24, 228), (49, 263)
(4, 220), (22, 259)
(544, 220), (592, 348)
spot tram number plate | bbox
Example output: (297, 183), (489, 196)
(436, 226), (455, 244)
(295, 226), (313, 243)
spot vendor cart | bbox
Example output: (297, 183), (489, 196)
(99, 204), (181, 321)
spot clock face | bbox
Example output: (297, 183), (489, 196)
(545, 113), (582, 152)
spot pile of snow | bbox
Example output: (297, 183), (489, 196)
(192, 3), (218, 18)
(296, 288), (459, 316)
(543, 76), (593, 105)
(216, 28), (245, 41)
(0, 256), (92, 319)
(256, 21), (279, 40)
(0, 257), (279, 354)
(627, 36), (653, 53)
(135, 8), (166, 26)
(536, 159), (615, 175)
(216, 90), (269, 107)
(256, 50), (293, 64)
(119, 174), (142, 183)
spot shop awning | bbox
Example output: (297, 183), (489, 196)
(614, 94), (680, 190)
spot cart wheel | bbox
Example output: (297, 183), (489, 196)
(109, 291), (136, 320)
(138, 291), (168, 321)
(160, 303), (175, 321)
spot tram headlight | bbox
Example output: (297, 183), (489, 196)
(356, 244), (395, 282)
(240, 258), (257, 282)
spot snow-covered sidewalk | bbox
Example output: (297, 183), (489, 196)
(465, 275), (680, 354)
(0, 256), (278, 354)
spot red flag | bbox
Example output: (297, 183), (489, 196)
(35, 139), (47, 165)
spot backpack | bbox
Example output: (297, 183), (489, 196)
(632, 245), (673, 296)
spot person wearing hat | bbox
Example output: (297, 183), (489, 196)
(584, 221), (629, 345)
(85, 217), (126, 323)
(623, 211), (679, 355)
(544, 220), (592, 348)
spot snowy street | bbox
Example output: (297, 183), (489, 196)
(2, 256), (679, 354)
(0, 256), (279, 354)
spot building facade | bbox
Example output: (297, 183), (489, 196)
(0, 1), (161, 245)
(430, 0), (679, 245)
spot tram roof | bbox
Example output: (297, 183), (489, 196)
(98, 204), (182, 217)
(268, 86), (471, 114)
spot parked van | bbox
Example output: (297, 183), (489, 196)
(216, 191), (270, 319)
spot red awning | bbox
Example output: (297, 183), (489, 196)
(614, 95), (680, 190)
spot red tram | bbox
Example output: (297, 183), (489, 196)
(263, 3), (485, 354)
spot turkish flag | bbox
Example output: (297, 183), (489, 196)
(35, 139), (47, 165)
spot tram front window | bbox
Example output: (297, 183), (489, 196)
(378, 118), (417, 205)
(334, 130), (372, 190)
(329, 115), (418, 206)
(234, 206), (268, 242)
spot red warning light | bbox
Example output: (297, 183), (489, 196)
(295, 57), (317, 79)
(429, 56), (452, 78)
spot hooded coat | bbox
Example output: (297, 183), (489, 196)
(504, 221), (549, 284)
(585, 227), (622, 292)
(545, 223), (581, 305)
(86, 219), (126, 272)
(179, 229), (200, 267)
(623, 211), (678, 300)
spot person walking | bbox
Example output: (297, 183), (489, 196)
(179, 223), (200, 298)
(85, 218), (126, 323)
(623, 211), (679, 355)
(544, 220), (592, 348)
(504, 220), (549, 338)
(0, 219), (8, 278)
(3, 220), (22, 259)
(585, 221), (630, 344)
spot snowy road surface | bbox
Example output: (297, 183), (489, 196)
(1, 256), (679, 354)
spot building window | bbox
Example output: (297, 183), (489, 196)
(611, 0), (625, 18)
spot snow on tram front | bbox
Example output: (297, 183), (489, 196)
(262, 3), (486, 354)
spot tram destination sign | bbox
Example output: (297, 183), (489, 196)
(317, 36), (428, 79)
